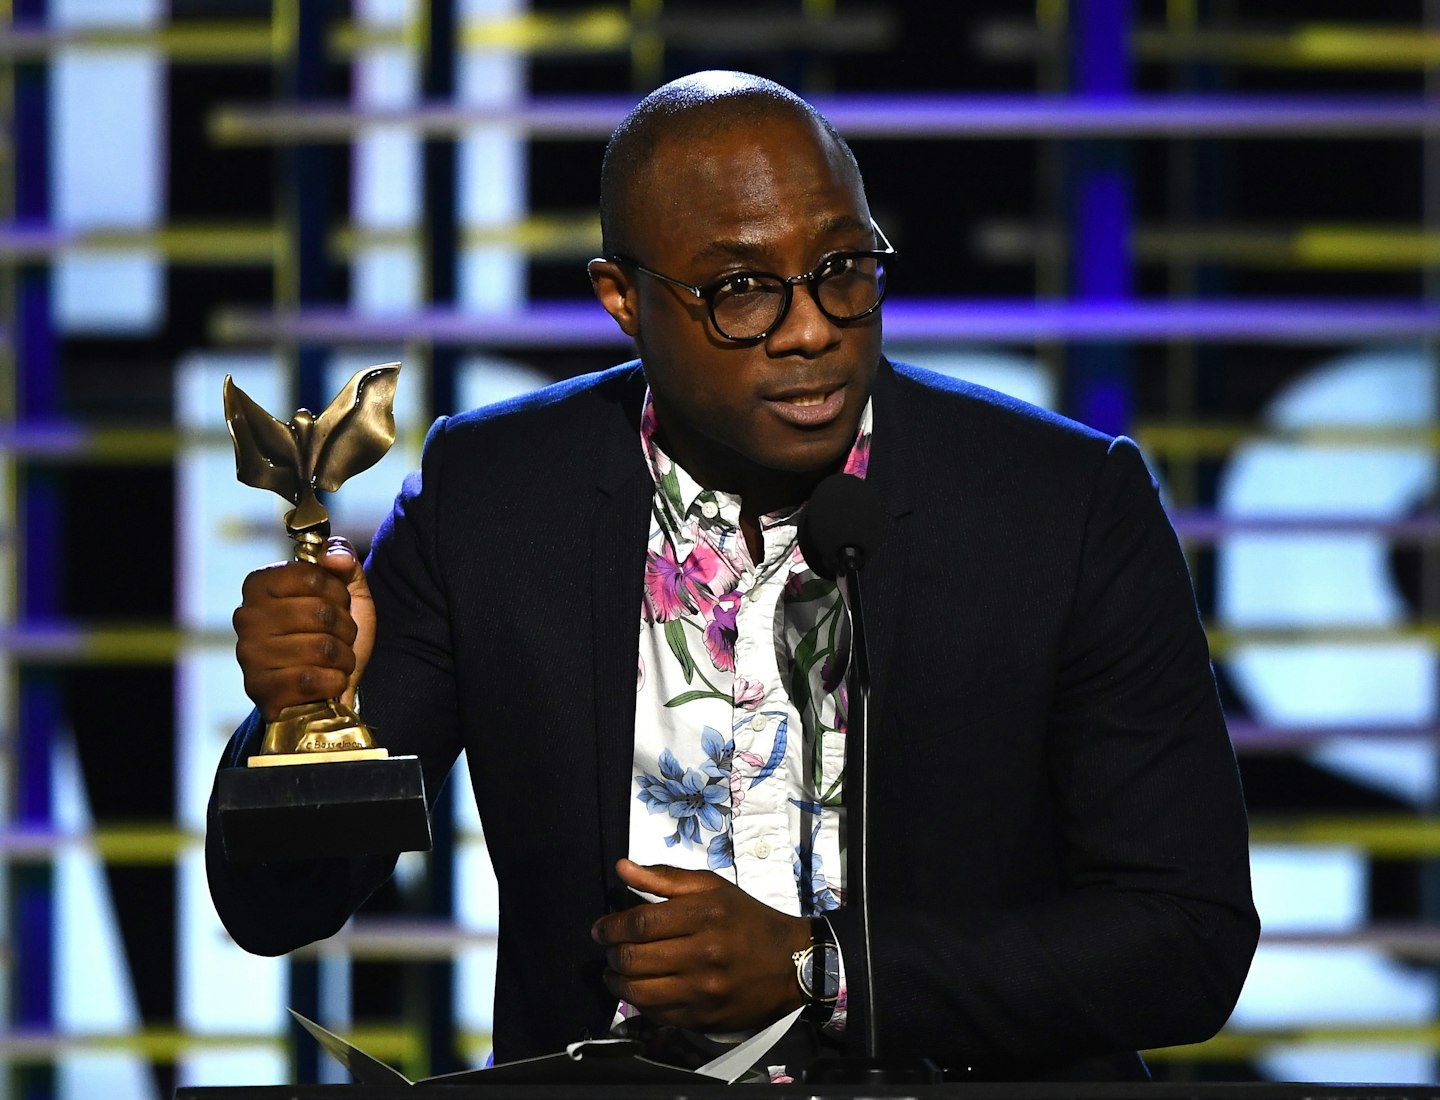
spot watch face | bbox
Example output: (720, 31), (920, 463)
(803, 947), (841, 1003)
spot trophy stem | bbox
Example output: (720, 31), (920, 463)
(289, 515), (329, 565)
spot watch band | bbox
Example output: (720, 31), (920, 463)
(792, 916), (839, 1021)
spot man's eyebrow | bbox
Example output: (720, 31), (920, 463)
(688, 215), (874, 268)
(690, 238), (774, 266)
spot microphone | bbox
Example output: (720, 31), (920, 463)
(799, 476), (939, 1085)
(798, 473), (887, 577)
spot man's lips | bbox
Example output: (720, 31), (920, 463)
(763, 384), (846, 428)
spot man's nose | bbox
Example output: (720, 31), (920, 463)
(764, 282), (841, 358)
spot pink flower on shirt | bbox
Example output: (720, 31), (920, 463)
(842, 431), (871, 478)
(730, 749), (765, 810)
(703, 592), (741, 672)
(643, 540), (735, 622)
(733, 675), (764, 708)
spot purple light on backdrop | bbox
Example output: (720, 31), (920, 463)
(213, 299), (1440, 347)
(1074, 167), (1131, 303)
(216, 96), (1440, 140)
(1075, 0), (1132, 97)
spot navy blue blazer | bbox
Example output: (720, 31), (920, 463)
(208, 358), (1258, 1080)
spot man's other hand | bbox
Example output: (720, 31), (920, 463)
(233, 537), (375, 720)
(591, 858), (810, 1033)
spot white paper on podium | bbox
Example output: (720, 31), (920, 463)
(288, 1005), (803, 1086)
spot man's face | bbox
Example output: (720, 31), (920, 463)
(594, 113), (883, 500)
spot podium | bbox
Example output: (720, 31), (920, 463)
(175, 1084), (1440, 1100)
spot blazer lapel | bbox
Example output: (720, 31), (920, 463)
(589, 375), (653, 899)
(861, 361), (917, 740)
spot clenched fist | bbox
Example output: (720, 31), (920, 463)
(233, 537), (375, 720)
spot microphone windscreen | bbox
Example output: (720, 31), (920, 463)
(798, 473), (888, 576)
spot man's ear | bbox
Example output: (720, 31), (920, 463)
(588, 258), (640, 338)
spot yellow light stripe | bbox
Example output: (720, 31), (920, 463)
(629, 0), (665, 87)
(1137, 423), (1440, 457)
(1133, 25), (1440, 70)
(1035, 0), (1066, 33)
(91, 825), (195, 863)
(1206, 625), (1440, 657)
(460, 9), (629, 52)
(982, 222), (1440, 271)
(3, 625), (235, 664)
(0, 826), (195, 864)
(1249, 816), (1440, 856)
(0, 1030), (283, 1061)
(7, 16), (1434, 69)
(0, 22), (276, 61)
(1149, 1024), (1440, 1061)
(84, 626), (211, 663)
(1294, 24), (1440, 68)
(334, 214), (601, 258)
(1143, 227), (1440, 270)
(79, 226), (279, 263)
(8, 1022), (1440, 1064)
(0, 217), (601, 262)
(1296, 226), (1440, 268)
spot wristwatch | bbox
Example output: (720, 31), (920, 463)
(792, 918), (841, 1018)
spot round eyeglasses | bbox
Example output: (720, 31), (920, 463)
(608, 220), (895, 343)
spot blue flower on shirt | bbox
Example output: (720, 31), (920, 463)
(707, 832), (734, 871)
(791, 812), (842, 914)
(635, 728), (735, 850)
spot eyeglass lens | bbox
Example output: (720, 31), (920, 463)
(710, 255), (886, 340)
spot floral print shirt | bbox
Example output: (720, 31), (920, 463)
(625, 391), (872, 1047)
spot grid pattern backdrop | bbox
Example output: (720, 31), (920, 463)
(4, 0), (1440, 1096)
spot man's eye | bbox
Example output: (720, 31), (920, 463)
(717, 274), (771, 295)
(818, 255), (858, 279)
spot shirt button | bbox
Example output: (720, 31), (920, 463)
(754, 839), (772, 859)
(749, 714), (767, 732)
(700, 499), (719, 519)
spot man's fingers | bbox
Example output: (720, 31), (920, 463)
(241, 560), (351, 606)
(602, 972), (695, 1018)
(592, 900), (686, 947)
(235, 631), (357, 674)
(234, 552), (372, 719)
(592, 861), (729, 946)
(322, 537), (366, 587)
(615, 858), (725, 899)
(243, 666), (353, 718)
(233, 598), (358, 646)
(603, 937), (683, 980)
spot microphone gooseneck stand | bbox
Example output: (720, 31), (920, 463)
(841, 545), (878, 1063)
(799, 475), (940, 1086)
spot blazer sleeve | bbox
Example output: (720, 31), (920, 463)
(828, 435), (1260, 1075)
(206, 416), (466, 956)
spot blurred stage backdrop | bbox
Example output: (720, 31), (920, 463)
(3, 0), (1440, 1095)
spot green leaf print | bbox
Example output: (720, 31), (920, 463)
(664, 618), (696, 683)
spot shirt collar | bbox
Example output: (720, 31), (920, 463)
(639, 388), (874, 549)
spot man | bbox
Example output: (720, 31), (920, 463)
(210, 71), (1258, 1080)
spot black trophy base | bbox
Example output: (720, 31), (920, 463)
(216, 755), (431, 863)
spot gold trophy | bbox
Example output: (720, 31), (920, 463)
(214, 364), (432, 862)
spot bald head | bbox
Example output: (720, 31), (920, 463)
(599, 71), (861, 257)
